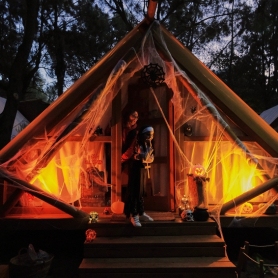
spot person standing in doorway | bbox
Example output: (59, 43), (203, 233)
(121, 110), (139, 164)
(121, 110), (139, 200)
(124, 126), (155, 227)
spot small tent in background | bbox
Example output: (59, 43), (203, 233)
(260, 105), (278, 132)
(0, 1), (277, 230)
(0, 97), (29, 140)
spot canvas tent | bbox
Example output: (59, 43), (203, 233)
(0, 4), (278, 226)
(0, 97), (29, 140)
(260, 105), (278, 132)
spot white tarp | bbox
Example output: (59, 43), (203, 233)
(260, 104), (278, 125)
(0, 97), (29, 139)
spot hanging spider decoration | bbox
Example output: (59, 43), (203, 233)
(183, 123), (193, 137)
(141, 63), (165, 87)
(191, 106), (197, 114)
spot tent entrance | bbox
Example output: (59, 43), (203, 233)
(110, 82), (174, 211)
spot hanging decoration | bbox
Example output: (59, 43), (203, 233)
(191, 106), (197, 114)
(141, 63), (165, 87)
(183, 123), (193, 137)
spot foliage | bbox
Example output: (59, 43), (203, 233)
(0, 0), (278, 148)
(0, 0), (39, 147)
(212, 0), (278, 113)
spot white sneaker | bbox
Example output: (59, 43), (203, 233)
(130, 215), (141, 227)
(139, 212), (154, 222)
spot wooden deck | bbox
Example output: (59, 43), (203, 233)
(2, 208), (278, 277)
(1, 206), (278, 230)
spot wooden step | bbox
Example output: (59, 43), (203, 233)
(0, 265), (9, 278)
(83, 234), (226, 258)
(88, 217), (218, 237)
(79, 215), (237, 277)
(79, 256), (237, 278)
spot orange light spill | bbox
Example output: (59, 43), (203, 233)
(32, 146), (82, 203)
(184, 141), (268, 205)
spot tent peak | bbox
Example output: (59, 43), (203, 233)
(146, 0), (158, 23)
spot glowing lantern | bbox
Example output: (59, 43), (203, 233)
(111, 200), (124, 214)
(181, 196), (191, 209)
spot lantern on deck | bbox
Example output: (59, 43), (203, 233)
(178, 195), (191, 216)
(187, 164), (210, 209)
(181, 195), (191, 209)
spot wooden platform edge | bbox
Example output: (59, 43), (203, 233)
(79, 256), (236, 269)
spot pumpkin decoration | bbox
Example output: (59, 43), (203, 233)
(241, 202), (253, 214)
(111, 200), (124, 214)
(192, 164), (206, 177)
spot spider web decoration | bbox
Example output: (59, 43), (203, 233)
(141, 63), (165, 87)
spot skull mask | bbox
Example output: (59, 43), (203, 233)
(181, 209), (194, 222)
(89, 211), (99, 223)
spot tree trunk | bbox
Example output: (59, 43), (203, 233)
(0, 0), (39, 149)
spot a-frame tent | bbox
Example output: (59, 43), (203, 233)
(0, 2), (278, 221)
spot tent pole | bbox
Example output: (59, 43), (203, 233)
(0, 188), (24, 217)
(220, 177), (278, 214)
(0, 168), (89, 219)
(146, 0), (158, 22)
